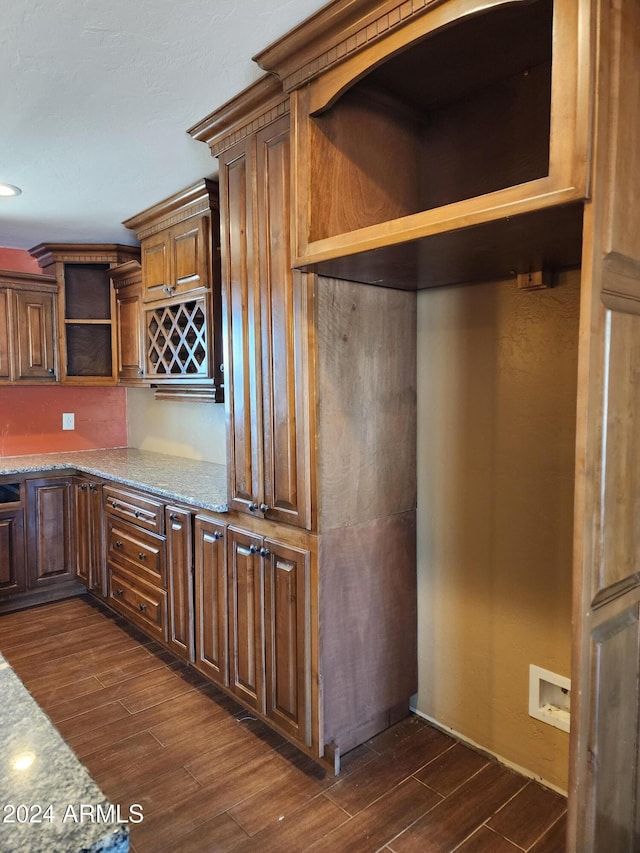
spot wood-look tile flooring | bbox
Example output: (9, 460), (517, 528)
(0, 597), (567, 852)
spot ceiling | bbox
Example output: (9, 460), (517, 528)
(0, 0), (328, 251)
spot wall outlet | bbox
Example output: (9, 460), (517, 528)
(529, 664), (571, 732)
(62, 413), (75, 431)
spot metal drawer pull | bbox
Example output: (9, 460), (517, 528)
(112, 501), (119, 509)
(134, 510), (141, 518)
(138, 552), (146, 560)
(115, 540), (123, 548)
(116, 588), (124, 596)
(138, 603), (147, 612)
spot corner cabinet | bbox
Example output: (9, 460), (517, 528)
(0, 270), (58, 384)
(28, 244), (140, 384)
(123, 180), (224, 402)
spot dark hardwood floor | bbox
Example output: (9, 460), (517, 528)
(0, 597), (567, 852)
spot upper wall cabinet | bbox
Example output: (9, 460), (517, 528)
(123, 181), (224, 402)
(0, 270), (58, 384)
(109, 260), (147, 387)
(255, 0), (591, 289)
(29, 244), (140, 385)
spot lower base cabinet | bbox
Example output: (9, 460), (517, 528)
(0, 506), (26, 598)
(166, 506), (194, 661)
(0, 475), (83, 612)
(73, 477), (105, 596)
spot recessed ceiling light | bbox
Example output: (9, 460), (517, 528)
(0, 183), (22, 197)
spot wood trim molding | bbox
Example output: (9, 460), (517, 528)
(188, 75), (289, 156)
(28, 243), (140, 268)
(123, 179), (218, 240)
(0, 269), (57, 287)
(253, 0), (451, 91)
(109, 259), (142, 289)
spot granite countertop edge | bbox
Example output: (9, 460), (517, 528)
(0, 448), (229, 514)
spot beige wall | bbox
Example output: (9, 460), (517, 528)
(126, 388), (226, 464)
(415, 269), (580, 791)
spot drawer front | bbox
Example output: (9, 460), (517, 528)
(106, 516), (166, 586)
(108, 567), (167, 642)
(104, 485), (164, 534)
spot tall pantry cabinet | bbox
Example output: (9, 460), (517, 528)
(190, 75), (418, 768)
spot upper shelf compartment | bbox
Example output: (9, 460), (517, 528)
(257, 0), (591, 289)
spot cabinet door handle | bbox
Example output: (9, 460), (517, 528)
(248, 502), (258, 512)
(249, 544), (260, 554)
(169, 513), (178, 521)
(89, 483), (96, 492)
(213, 531), (223, 541)
(116, 588), (124, 596)
(115, 540), (123, 548)
(139, 603), (147, 612)
(47, 368), (55, 375)
(259, 503), (270, 514)
(78, 484), (86, 491)
(259, 547), (271, 558)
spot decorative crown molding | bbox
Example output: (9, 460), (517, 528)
(188, 74), (289, 156)
(123, 179), (218, 240)
(253, 0), (448, 92)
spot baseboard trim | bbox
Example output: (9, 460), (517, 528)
(409, 705), (568, 797)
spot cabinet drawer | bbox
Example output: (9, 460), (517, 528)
(104, 485), (164, 534)
(106, 517), (165, 586)
(108, 567), (167, 642)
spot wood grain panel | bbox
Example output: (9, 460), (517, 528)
(228, 527), (265, 712)
(166, 506), (194, 661)
(194, 515), (227, 685)
(14, 289), (56, 379)
(264, 539), (310, 744)
(221, 141), (262, 512)
(0, 508), (26, 595)
(26, 477), (75, 587)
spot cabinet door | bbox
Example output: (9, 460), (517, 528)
(220, 138), (264, 514)
(166, 506), (194, 661)
(227, 527), (264, 712)
(141, 232), (171, 302)
(115, 283), (145, 383)
(194, 515), (227, 685)
(255, 115), (312, 529)
(0, 289), (11, 381)
(264, 539), (310, 746)
(73, 479), (91, 588)
(14, 289), (56, 380)
(26, 477), (75, 588)
(171, 215), (210, 299)
(0, 507), (26, 597)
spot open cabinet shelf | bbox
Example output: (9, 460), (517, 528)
(272, 0), (590, 289)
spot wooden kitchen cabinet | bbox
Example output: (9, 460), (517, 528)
(0, 481), (26, 601)
(110, 259), (146, 386)
(256, 0), (588, 290)
(26, 476), (76, 590)
(122, 181), (224, 400)
(73, 476), (105, 596)
(194, 515), (227, 685)
(28, 243), (140, 384)
(166, 505), (194, 661)
(214, 99), (312, 529)
(226, 526), (311, 745)
(191, 77), (418, 769)
(0, 271), (58, 384)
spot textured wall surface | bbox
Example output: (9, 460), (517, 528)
(415, 269), (580, 791)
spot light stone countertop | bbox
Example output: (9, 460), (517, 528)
(0, 448), (228, 513)
(0, 654), (130, 853)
